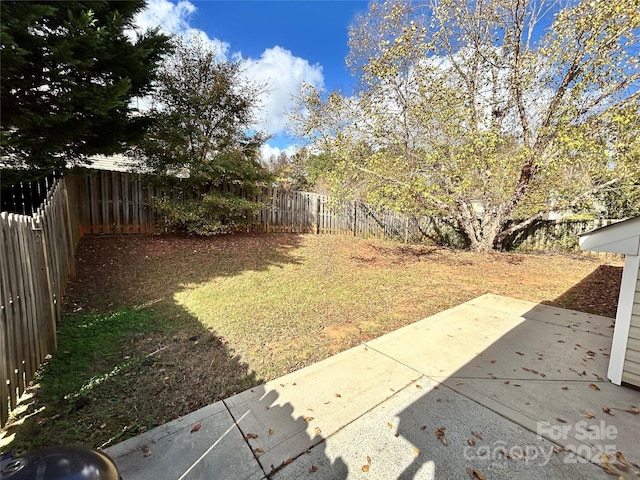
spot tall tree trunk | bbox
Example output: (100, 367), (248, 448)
(458, 210), (506, 252)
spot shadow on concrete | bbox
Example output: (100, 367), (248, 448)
(103, 384), (347, 480)
(387, 297), (639, 479)
(234, 386), (348, 479)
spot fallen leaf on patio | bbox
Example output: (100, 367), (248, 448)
(515, 351), (524, 356)
(553, 445), (563, 453)
(504, 380), (510, 384)
(625, 406), (639, 415)
(556, 418), (567, 423)
(143, 447), (152, 457)
(435, 427), (445, 438)
(513, 450), (523, 459)
(602, 407), (614, 416)
(269, 428), (275, 435)
(583, 411), (596, 419)
(395, 433), (400, 437)
(440, 437), (449, 446)
(335, 393), (341, 398)
(557, 340), (565, 343)
(600, 453), (618, 475)
(420, 425), (427, 430)
(315, 427), (321, 435)
(436, 398), (443, 402)
(414, 447), (420, 454)
(615, 451), (631, 467)
(362, 465), (370, 472)
(490, 359), (496, 364)
(307, 408), (314, 412)
(246, 433), (258, 440)
(522, 367), (530, 372)
(589, 384), (600, 391)
(191, 423), (201, 433)
(285, 458), (293, 465)
(255, 448), (264, 453)
(472, 431), (483, 440)
(539, 373), (546, 377)
(466, 468), (486, 480)
(468, 438), (476, 447)
(562, 386), (569, 390)
(513, 384), (521, 387)
(367, 456), (371, 465)
(416, 384), (423, 389)
(305, 417), (314, 422)
(309, 466), (318, 473)
(387, 423), (393, 429)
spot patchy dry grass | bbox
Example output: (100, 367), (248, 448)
(1, 233), (622, 454)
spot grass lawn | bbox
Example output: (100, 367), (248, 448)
(1, 233), (622, 454)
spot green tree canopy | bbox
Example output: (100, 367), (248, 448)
(290, 0), (640, 251)
(1, 1), (171, 171)
(134, 37), (272, 234)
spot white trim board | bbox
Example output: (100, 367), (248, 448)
(579, 217), (640, 255)
(607, 255), (640, 385)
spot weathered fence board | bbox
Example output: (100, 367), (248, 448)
(0, 178), (77, 427)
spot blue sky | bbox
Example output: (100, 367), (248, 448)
(134, 0), (370, 159)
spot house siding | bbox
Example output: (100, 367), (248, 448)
(622, 263), (640, 387)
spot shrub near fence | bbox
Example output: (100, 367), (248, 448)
(0, 177), (79, 427)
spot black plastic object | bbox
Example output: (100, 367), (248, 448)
(0, 445), (121, 480)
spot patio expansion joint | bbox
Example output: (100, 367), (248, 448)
(260, 374), (424, 479)
(362, 339), (611, 470)
(222, 398), (269, 479)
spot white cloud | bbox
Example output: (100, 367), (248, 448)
(130, 1), (324, 138)
(130, 0), (230, 56)
(245, 47), (324, 135)
(260, 143), (299, 164)
(129, 0), (195, 38)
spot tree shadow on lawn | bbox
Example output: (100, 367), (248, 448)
(2, 233), (306, 456)
(65, 233), (305, 311)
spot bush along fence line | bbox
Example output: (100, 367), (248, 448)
(60, 170), (477, 244)
(0, 176), (79, 427)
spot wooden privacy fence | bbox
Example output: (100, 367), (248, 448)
(0, 177), (79, 427)
(65, 170), (622, 251)
(65, 170), (466, 244)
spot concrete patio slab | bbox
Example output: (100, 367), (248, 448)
(105, 400), (264, 480)
(272, 376), (608, 480)
(225, 344), (422, 474)
(106, 294), (640, 479)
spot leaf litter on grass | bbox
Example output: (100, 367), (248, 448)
(2, 233), (622, 454)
